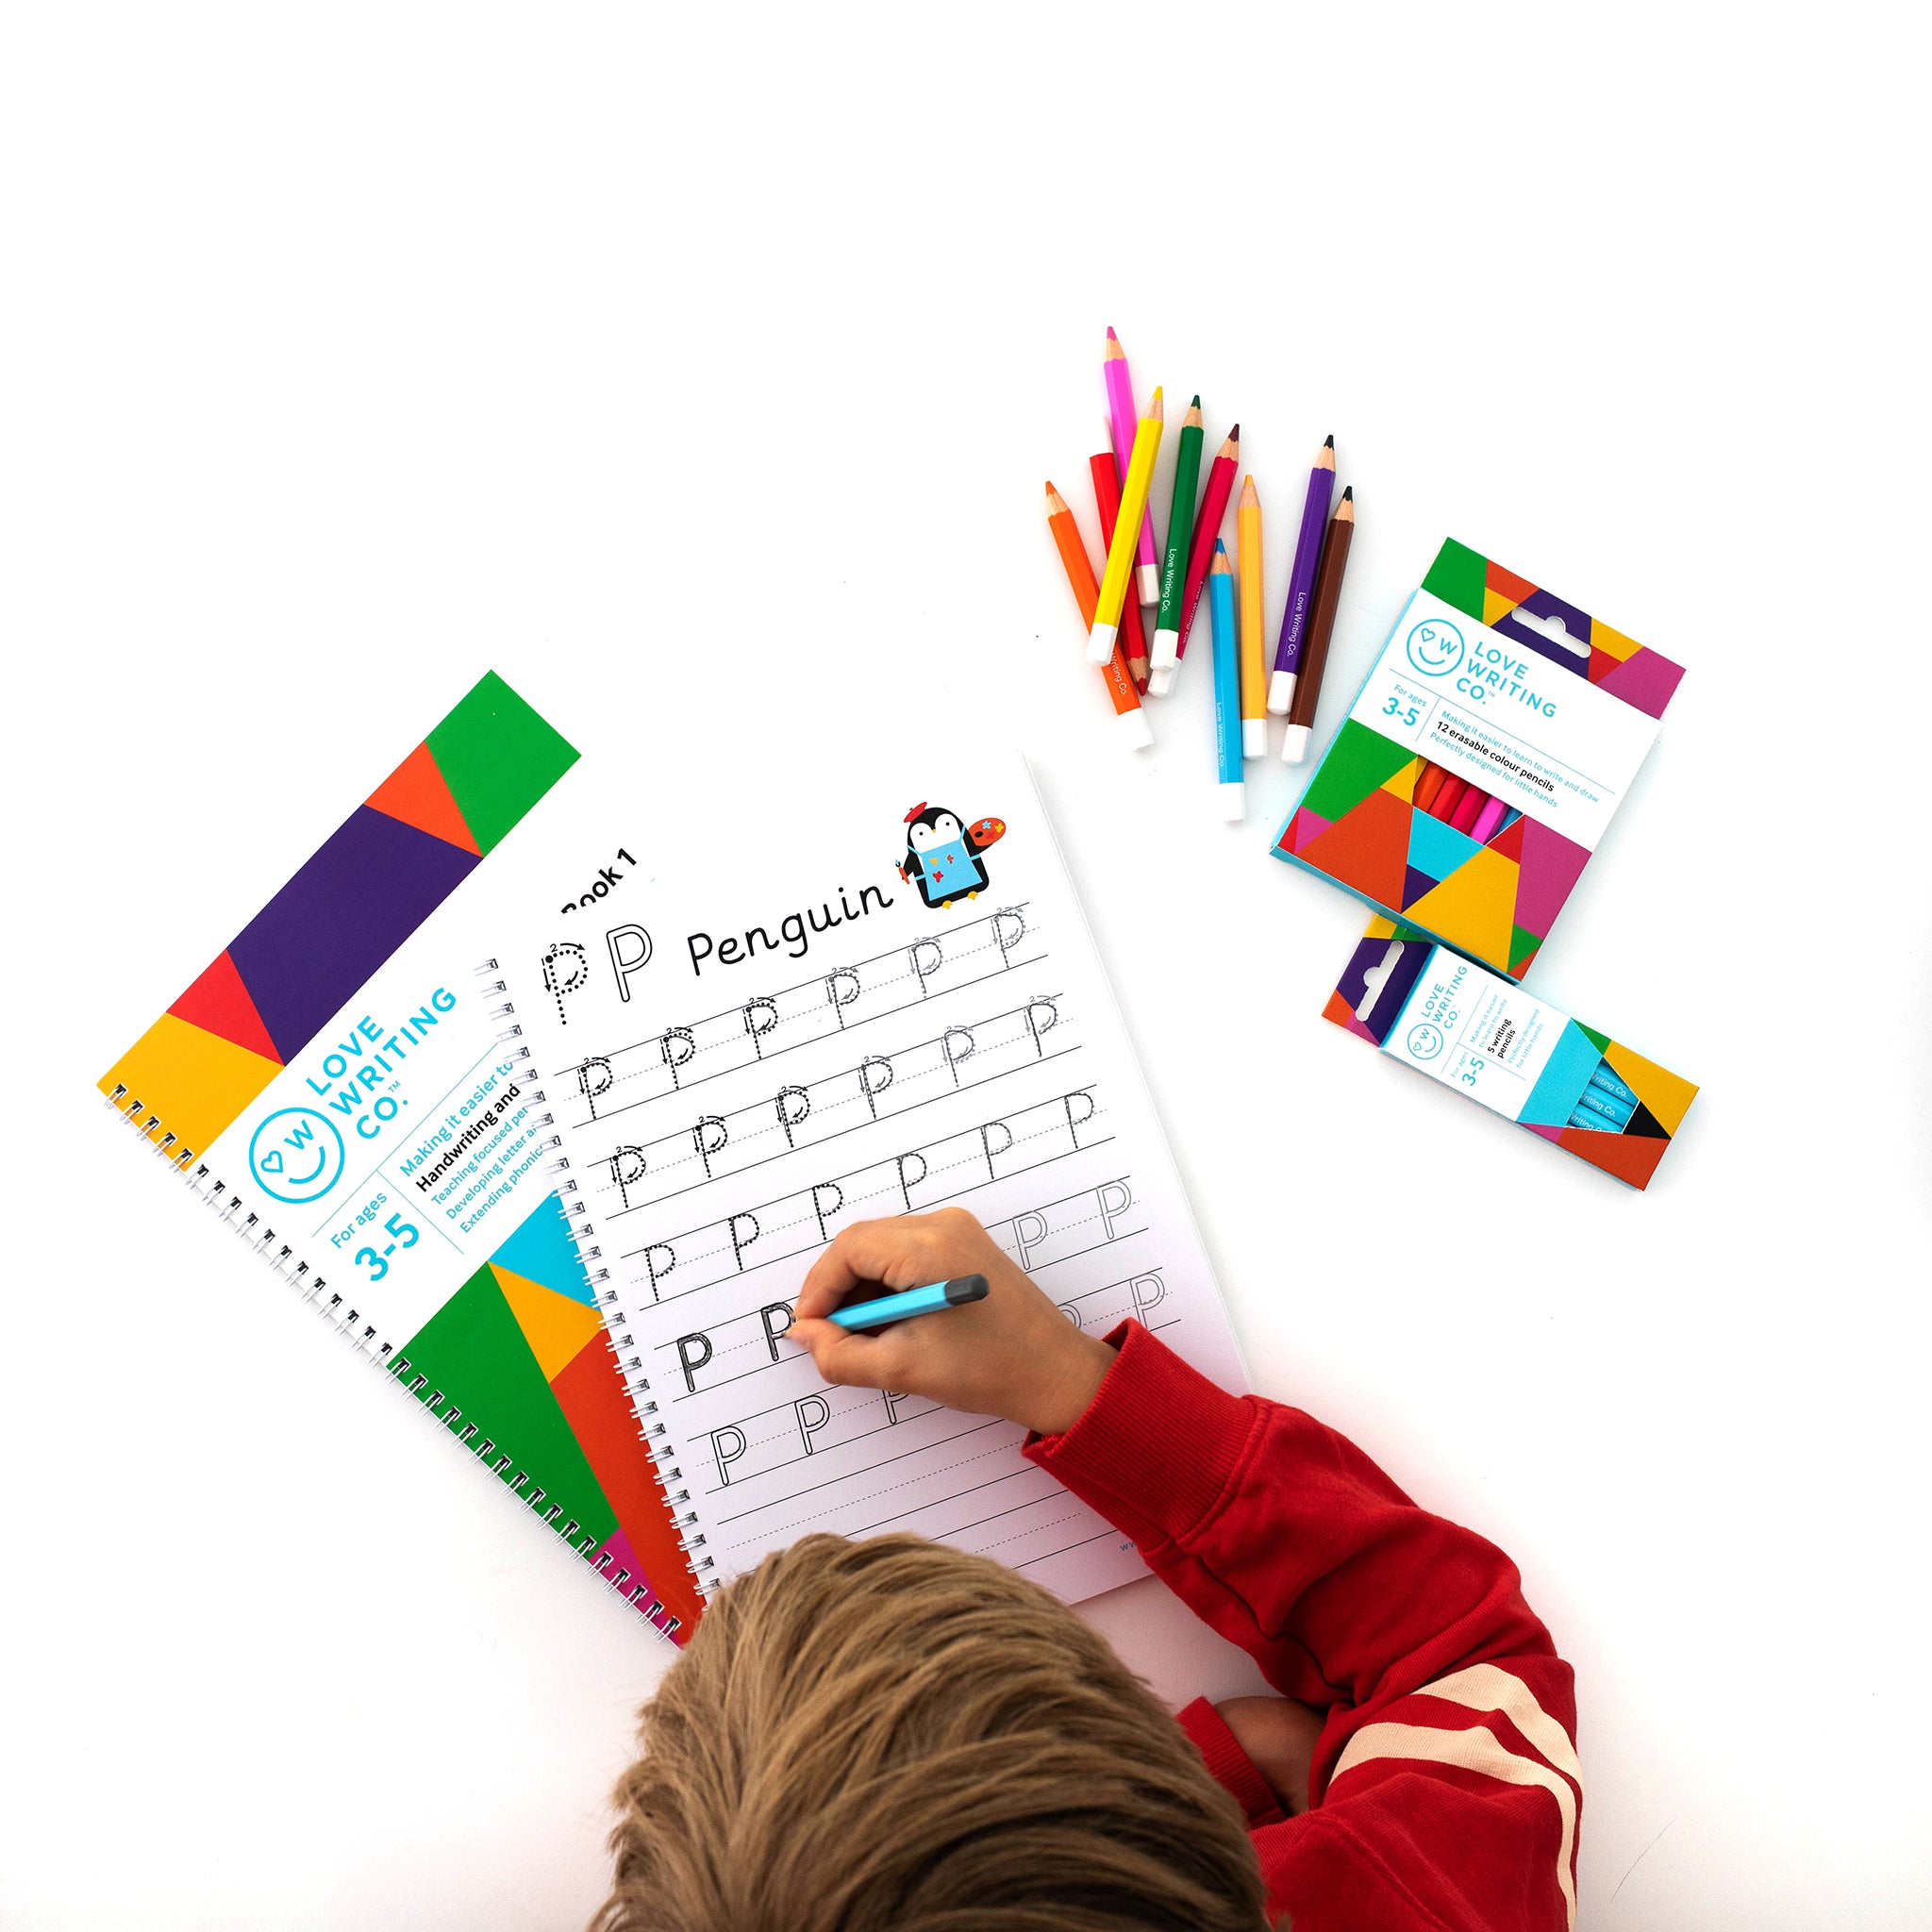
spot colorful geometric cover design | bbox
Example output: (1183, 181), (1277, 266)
(1324, 916), (1697, 1191)
(1274, 540), (1685, 979)
(97, 672), (703, 1639)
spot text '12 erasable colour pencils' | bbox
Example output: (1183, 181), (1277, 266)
(1044, 483), (1153, 749)
(1151, 396), (1204, 676)
(1091, 439), (1151, 691)
(1237, 475), (1266, 758)
(1087, 390), (1163, 662)
(1208, 541), (1242, 821)
(1281, 487), (1355, 763)
(1150, 425), (1238, 697)
(1269, 437), (1336, 715)
(1103, 327), (1163, 608)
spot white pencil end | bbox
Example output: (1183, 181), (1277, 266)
(1150, 628), (1180, 671)
(1116, 706), (1154, 750)
(1220, 781), (1246, 823)
(1086, 623), (1120, 663)
(1135, 563), (1160, 608)
(1280, 724), (1312, 764)
(1146, 664), (1175, 698)
(1267, 670), (1297, 715)
(1242, 719), (1267, 759)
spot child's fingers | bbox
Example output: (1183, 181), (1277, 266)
(790, 1314), (918, 1391)
(795, 1218), (950, 1320)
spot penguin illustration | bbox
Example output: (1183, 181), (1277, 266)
(896, 802), (1007, 910)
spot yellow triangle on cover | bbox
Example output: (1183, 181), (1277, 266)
(98, 1012), (282, 1160)
(1604, 1044), (1698, 1136)
(1482, 589), (1518, 628)
(490, 1261), (605, 1381)
(1379, 756), (1423, 804)
(1588, 619), (1642, 664)
(1401, 845), (1517, 970)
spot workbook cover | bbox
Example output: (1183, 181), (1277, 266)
(1274, 540), (1685, 978)
(98, 673), (703, 1638)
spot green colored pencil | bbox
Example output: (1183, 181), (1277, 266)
(1151, 395), (1205, 680)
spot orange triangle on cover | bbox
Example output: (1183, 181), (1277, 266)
(491, 1262), (605, 1381)
(1486, 560), (1538, 605)
(1293, 785), (1413, 911)
(169, 950), (283, 1065)
(365, 741), (481, 856)
(1559, 1127), (1667, 1191)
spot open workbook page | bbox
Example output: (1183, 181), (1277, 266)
(498, 752), (1248, 1607)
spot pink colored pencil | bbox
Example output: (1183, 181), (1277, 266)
(1104, 326), (1163, 608)
(1468, 795), (1508, 842)
(1147, 425), (1239, 697)
(1449, 785), (1490, 834)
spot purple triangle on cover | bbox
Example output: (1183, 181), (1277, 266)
(1512, 815), (1591, 941)
(226, 805), (481, 1064)
(1401, 864), (1439, 908)
(1596, 647), (1685, 721)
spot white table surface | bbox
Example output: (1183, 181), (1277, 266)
(5, 8), (1924, 1927)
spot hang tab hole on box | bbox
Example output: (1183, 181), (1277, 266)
(1507, 605), (1589, 662)
(1356, 940), (1407, 1021)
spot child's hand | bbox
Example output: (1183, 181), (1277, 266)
(791, 1208), (1117, 1436)
(1215, 1696), (1326, 1816)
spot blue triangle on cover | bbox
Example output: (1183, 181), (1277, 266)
(1402, 865), (1440, 908)
(488, 1191), (597, 1307)
(1408, 809), (1484, 885)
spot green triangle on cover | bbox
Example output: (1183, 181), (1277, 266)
(1421, 538), (1489, 621)
(1508, 924), (1544, 974)
(1300, 719), (1421, 825)
(425, 671), (579, 856)
(490, 1191), (597, 1307)
(391, 1263), (616, 1547)
(1577, 1022), (1612, 1054)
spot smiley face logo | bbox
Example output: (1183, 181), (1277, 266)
(1405, 1023), (1446, 1061)
(248, 1107), (347, 1205)
(1405, 618), (1465, 678)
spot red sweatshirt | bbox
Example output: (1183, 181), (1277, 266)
(1024, 1322), (1579, 1932)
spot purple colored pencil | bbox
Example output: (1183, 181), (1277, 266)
(1267, 436), (1337, 714)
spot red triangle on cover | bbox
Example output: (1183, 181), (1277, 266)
(1559, 1127), (1667, 1191)
(170, 950), (284, 1065)
(1292, 786), (1412, 911)
(1489, 814), (1526, 864)
(365, 741), (481, 856)
(1588, 645), (1621, 685)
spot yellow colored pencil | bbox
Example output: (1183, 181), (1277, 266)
(1237, 475), (1265, 758)
(1087, 388), (1164, 662)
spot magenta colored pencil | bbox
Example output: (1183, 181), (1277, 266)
(1104, 326), (1162, 608)
(1267, 436), (1337, 714)
(1450, 785), (1489, 834)
(1468, 795), (1508, 842)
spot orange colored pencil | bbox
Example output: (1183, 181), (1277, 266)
(1045, 483), (1152, 750)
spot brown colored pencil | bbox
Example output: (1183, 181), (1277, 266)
(1281, 488), (1355, 764)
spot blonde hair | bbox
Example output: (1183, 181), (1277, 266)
(593, 1533), (1272, 1931)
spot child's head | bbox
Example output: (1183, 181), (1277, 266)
(593, 1533), (1271, 1931)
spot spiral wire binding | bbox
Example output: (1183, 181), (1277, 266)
(102, 966), (681, 1640)
(488, 958), (718, 1601)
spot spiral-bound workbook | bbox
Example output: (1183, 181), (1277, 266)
(494, 752), (1249, 1611)
(98, 674), (702, 1636)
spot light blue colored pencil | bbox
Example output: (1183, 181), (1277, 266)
(827, 1274), (990, 1331)
(1209, 541), (1242, 822)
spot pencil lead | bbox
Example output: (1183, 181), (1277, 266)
(1229, 423), (1241, 439)
(1191, 393), (1201, 407)
(1106, 325), (1118, 340)
(1341, 486), (1354, 500)
(1323, 434), (1334, 448)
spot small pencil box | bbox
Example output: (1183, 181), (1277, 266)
(1326, 916), (1697, 1190)
(1274, 539), (1685, 980)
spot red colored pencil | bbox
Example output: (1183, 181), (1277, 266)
(1091, 444), (1151, 691)
(1412, 762), (1452, 814)
(1449, 784), (1490, 833)
(1148, 425), (1240, 696)
(1430, 775), (1470, 822)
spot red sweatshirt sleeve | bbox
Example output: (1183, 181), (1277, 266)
(1024, 1323), (1581, 1932)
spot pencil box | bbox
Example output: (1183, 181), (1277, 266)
(1274, 539), (1685, 980)
(1325, 916), (1696, 1190)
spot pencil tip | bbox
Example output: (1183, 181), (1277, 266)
(1191, 393), (1201, 406)
(1341, 486), (1353, 500)
(1229, 423), (1241, 439)
(1324, 434), (1335, 448)
(1214, 537), (1227, 553)
(1106, 325), (1117, 340)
